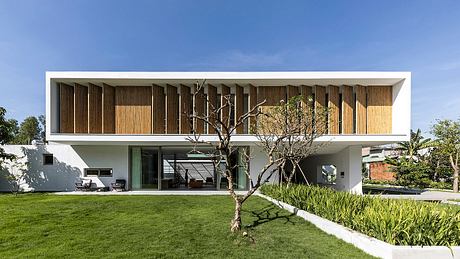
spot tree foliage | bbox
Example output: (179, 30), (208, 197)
(385, 129), (433, 188)
(0, 107), (16, 166)
(13, 116), (41, 145)
(430, 119), (460, 192)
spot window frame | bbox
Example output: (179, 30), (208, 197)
(84, 168), (113, 177)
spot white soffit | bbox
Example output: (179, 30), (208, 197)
(47, 71), (410, 86)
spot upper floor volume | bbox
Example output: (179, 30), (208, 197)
(46, 71), (411, 142)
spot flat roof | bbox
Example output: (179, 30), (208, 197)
(47, 71), (410, 86)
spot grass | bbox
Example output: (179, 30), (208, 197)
(0, 194), (373, 258)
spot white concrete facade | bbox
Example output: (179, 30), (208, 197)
(0, 71), (411, 193)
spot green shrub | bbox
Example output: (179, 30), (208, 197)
(260, 184), (460, 246)
(428, 181), (452, 190)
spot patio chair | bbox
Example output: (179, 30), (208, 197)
(75, 179), (92, 191)
(111, 179), (126, 192)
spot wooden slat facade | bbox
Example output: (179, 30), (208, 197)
(355, 86), (367, 134)
(367, 86), (392, 134)
(74, 83), (88, 133)
(152, 85), (165, 134)
(194, 85), (206, 134)
(179, 85), (192, 134)
(102, 83), (115, 134)
(315, 86), (327, 133)
(258, 86), (287, 106)
(221, 84), (231, 127)
(115, 86), (152, 134)
(341, 85), (353, 134)
(56, 82), (393, 136)
(248, 85), (257, 133)
(207, 84), (217, 133)
(328, 86), (340, 134)
(88, 83), (102, 134)
(287, 85), (300, 99)
(59, 83), (74, 133)
(166, 84), (179, 134)
(235, 84), (244, 134)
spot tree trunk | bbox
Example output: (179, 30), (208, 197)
(453, 168), (459, 193)
(230, 199), (242, 232)
(449, 155), (459, 193)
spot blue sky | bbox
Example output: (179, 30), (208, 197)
(0, 0), (459, 135)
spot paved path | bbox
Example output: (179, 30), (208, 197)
(374, 190), (460, 202)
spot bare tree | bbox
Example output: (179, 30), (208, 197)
(255, 95), (329, 185)
(186, 81), (328, 232)
(186, 80), (284, 233)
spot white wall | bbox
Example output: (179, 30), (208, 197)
(392, 76), (411, 136)
(249, 145), (280, 185)
(0, 145), (129, 192)
(300, 146), (363, 194)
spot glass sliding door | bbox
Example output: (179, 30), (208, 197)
(141, 148), (158, 189)
(131, 147), (142, 190)
(130, 147), (159, 190)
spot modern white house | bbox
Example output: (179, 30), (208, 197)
(0, 71), (411, 194)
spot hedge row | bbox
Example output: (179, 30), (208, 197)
(260, 184), (460, 246)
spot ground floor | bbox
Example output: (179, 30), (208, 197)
(0, 144), (363, 194)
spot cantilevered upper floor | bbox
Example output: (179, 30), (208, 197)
(46, 71), (411, 146)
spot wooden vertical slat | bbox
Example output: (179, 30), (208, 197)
(207, 84), (217, 134)
(287, 85), (299, 100)
(59, 83), (74, 133)
(235, 84), (244, 134)
(300, 85), (314, 133)
(166, 84), (179, 134)
(341, 85), (353, 134)
(315, 86), (327, 133)
(152, 84), (165, 134)
(115, 86), (152, 134)
(180, 84), (192, 134)
(102, 83), (115, 134)
(257, 86), (287, 105)
(221, 84), (231, 127)
(88, 83), (102, 134)
(356, 86), (367, 134)
(194, 85), (206, 134)
(328, 85), (340, 134)
(367, 86), (392, 134)
(74, 83), (88, 133)
(248, 84), (257, 133)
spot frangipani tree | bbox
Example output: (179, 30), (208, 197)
(187, 81), (328, 232)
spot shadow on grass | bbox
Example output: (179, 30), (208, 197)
(244, 204), (296, 229)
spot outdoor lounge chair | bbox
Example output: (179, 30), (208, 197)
(111, 179), (126, 192)
(75, 179), (92, 191)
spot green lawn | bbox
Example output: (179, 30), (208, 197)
(0, 194), (373, 258)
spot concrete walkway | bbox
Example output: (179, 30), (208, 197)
(374, 190), (460, 202)
(54, 190), (248, 196)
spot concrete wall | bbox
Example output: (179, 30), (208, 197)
(0, 145), (129, 192)
(249, 145), (280, 185)
(300, 146), (363, 194)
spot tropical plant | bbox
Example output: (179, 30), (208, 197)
(398, 129), (432, 161)
(260, 184), (460, 246)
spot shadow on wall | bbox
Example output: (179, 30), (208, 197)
(0, 145), (81, 192)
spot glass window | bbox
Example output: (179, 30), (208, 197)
(84, 168), (113, 177)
